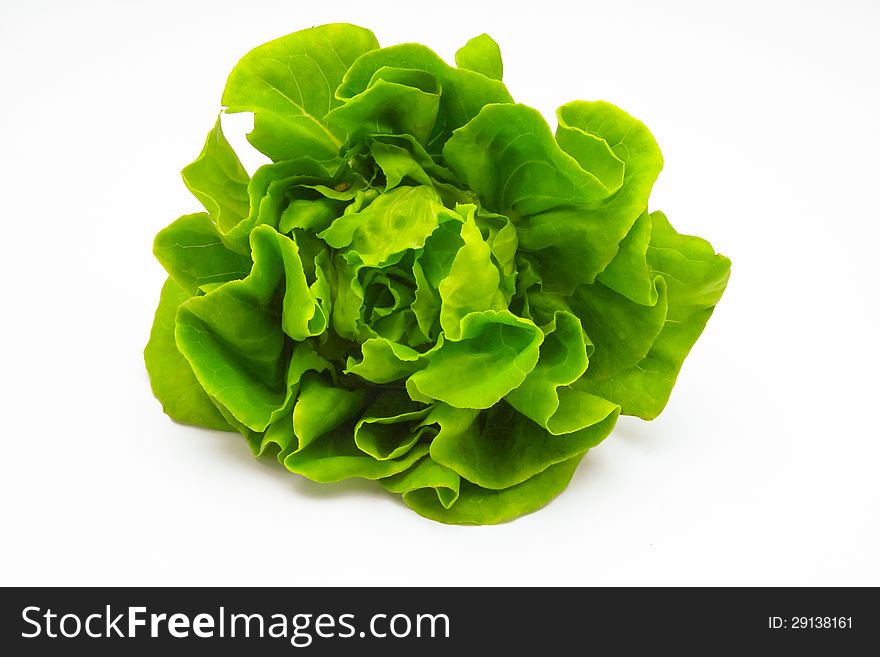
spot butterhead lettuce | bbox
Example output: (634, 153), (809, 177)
(145, 24), (730, 524)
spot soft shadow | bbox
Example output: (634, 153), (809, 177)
(565, 450), (610, 496)
(286, 473), (394, 501)
(208, 428), (394, 502)
(610, 415), (654, 444)
(205, 428), (289, 474)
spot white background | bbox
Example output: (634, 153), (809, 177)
(2, 0), (878, 586)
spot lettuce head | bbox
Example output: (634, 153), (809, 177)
(145, 24), (731, 524)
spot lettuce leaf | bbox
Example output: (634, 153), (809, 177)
(145, 24), (730, 524)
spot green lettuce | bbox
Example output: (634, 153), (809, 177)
(145, 23), (730, 524)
